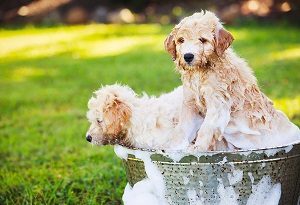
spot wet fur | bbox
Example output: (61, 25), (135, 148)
(165, 11), (300, 150)
(86, 84), (203, 150)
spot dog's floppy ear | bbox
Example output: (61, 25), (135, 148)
(214, 25), (234, 56)
(164, 29), (177, 61)
(103, 97), (131, 136)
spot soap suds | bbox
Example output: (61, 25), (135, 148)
(246, 176), (281, 205)
(159, 143), (295, 163)
(115, 145), (168, 205)
(217, 175), (281, 205)
(199, 181), (203, 187)
(114, 144), (129, 159)
(183, 176), (190, 185)
(162, 151), (185, 162)
(187, 189), (204, 205)
(284, 145), (293, 153)
(264, 149), (281, 157)
(122, 180), (160, 205)
(264, 184), (281, 205)
(239, 143), (295, 157)
(262, 144), (293, 157)
(228, 168), (243, 185)
(248, 172), (254, 184)
(217, 178), (239, 205)
(116, 145), (284, 205)
(161, 150), (216, 163)
(218, 156), (228, 165)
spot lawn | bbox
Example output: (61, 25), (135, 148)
(0, 23), (299, 205)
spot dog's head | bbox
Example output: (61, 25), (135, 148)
(165, 11), (234, 71)
(86, 84), (136, 147)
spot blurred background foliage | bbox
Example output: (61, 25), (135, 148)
(1, 0), (300, 25)
(0, 0), (300, 204)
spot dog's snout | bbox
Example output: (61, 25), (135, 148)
(86, 134), (92, 142)
(184, 53), (194, 63)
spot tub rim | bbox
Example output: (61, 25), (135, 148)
(118, 140), (300, 155)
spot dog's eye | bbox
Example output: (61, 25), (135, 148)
(177, 37), (184, 44)
(199, 37), (207, 43)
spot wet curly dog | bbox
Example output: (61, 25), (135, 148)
(165, 11), (300, 151)
(86, 84), (205, 150)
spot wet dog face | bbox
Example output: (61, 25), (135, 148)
(86, 85), (134, 147)
(164, 11), (234, 71)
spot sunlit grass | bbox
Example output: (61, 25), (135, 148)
(271, 47), (300, 60)
(0, 24), (164, 59)
(1, 36), (161, 59)
(8, 66), (56, 82)
(0, 24), (299, 204)
(274, 96), (300, 125)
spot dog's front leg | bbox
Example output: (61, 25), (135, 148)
(194, 88), (231, 151)
(177, 85), (203, 148)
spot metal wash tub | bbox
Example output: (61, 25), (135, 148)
(122, 142), (300, 205)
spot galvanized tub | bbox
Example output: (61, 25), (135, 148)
(122, 142), (300, 205)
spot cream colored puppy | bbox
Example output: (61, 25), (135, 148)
(165, 11), (300, 150)
(86, 84), (203, 150)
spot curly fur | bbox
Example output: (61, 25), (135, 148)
(165, 11), (300, 150)
(86, 84), (205, 150)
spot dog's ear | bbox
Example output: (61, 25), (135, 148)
(214, 25), (234, 56)
(103, 97), (131, 136)
(164, 29), (177, 61)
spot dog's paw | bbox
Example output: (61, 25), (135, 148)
(192, 127), (215, 151)
(187, 140), (210, 152)
(191, 143), (210, 152)
(186, 145), (197, 152)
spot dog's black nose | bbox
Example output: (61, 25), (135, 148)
(86, 135), (92, 142)
(184, 53), (194, 63)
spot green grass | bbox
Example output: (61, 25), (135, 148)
(0, 23), (299, 204)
